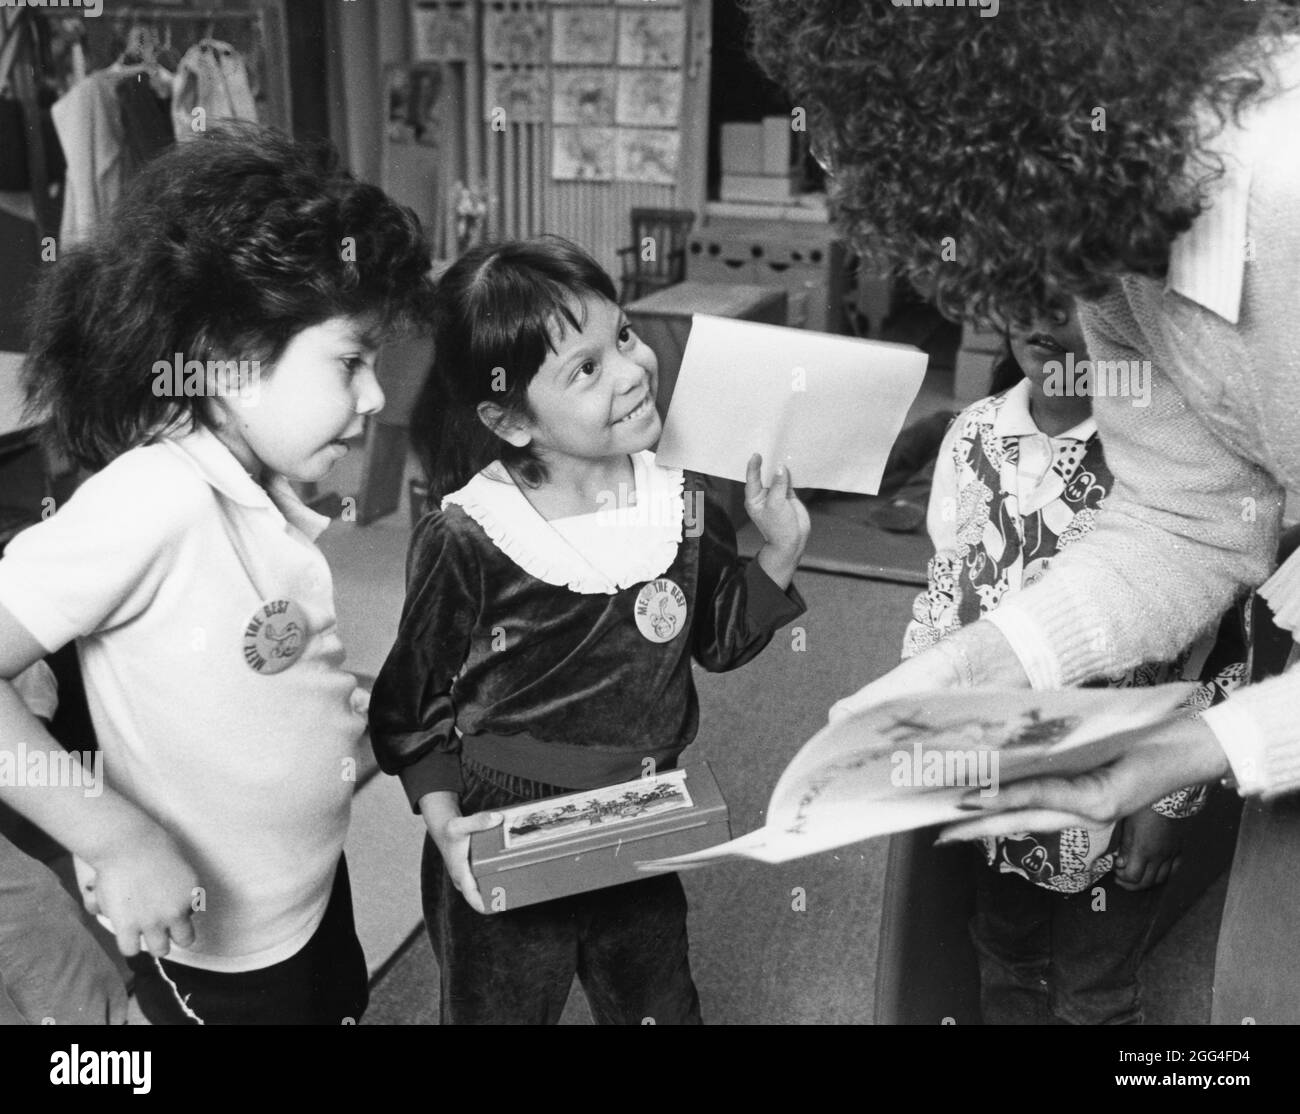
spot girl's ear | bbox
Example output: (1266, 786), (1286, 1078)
(477, 400), (532, 449)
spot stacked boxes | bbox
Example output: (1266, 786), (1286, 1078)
(719, 116), (801, 203)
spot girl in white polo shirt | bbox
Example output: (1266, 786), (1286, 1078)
(0, 123), (435, 1024)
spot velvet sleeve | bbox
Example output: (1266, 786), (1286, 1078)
(690, 481), (806, 673)
(368, 511), (481, 809)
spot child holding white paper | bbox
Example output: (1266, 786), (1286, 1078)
(898, 305), (1250, 1025)
(369, 236), (809, 1024)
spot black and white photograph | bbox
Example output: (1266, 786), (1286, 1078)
(0, 0), (1296, 1094)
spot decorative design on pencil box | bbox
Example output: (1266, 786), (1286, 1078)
(615, 127), (679, 186)
(550, 4), (616, 65)
(552, 67), (616, 126)
(500, 769), (695, 851)
(615, 69), (683, 128)
(483, 2), (549, 66)
(616, 7), (686, 68)
(483, 65), (548, 124)
(412, 1), (476, 63)
(386, 65), (445, 148)
(552, 125), (616, 181)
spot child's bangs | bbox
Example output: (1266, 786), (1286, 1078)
(482, 269), (608, 385)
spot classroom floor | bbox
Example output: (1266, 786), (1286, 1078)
(315, 300), (1228, 1024)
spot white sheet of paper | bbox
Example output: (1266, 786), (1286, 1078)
(654, 316), (928, 494)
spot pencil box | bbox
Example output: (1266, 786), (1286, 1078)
(469, 762), (730, 913)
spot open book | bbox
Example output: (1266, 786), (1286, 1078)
(637, 685), (1196, 870)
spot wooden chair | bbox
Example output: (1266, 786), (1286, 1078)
(615, 208), (695, 304)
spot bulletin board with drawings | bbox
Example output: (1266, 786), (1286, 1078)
(549, 0), (684, 184)
(411, 0), (685, 187)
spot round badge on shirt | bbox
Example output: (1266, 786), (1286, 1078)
(242, 598), (309, 674)
(634, 578), (687, 643)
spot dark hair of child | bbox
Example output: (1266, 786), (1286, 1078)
(410, 235), (619, 504)
(23, 122), (435, 471)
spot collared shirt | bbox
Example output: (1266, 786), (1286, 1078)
(0, 425), (363, 972)
(924, 379), (1097, 563)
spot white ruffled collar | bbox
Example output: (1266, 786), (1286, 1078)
(442, 450), (686, 594)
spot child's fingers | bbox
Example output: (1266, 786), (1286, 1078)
(114, 922), (143, 958)
(745, 453), (764, 505)
(447, 810), (503, 836)
(168, 913), (197, 950)
(1114, 846), (1143, 884)
(1116, 857), (1156, 891)
(1153, 859), (1174, 888)
(142, 925), (172, 957)
(454, 867), (487, 914)
(73, 855), (100, 916)
(777, 464), (792, 500)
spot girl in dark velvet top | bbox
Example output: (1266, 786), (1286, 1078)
(368, 237), (810, 1024)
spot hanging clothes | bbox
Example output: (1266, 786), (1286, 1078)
(170, 39), (257, 141)
(51, 73), (128, 248)
(116, 70), (173, 174)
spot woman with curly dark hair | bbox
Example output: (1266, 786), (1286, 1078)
(0, 123), (435, 1024)
(746, 0), (1300, 1022)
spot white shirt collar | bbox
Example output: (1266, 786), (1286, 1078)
(991, 378), (1097, 443)
(161, 424), (331, 542)
(443, 450), (685, 595)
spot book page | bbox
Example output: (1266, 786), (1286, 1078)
(637, 685), (1195, 869)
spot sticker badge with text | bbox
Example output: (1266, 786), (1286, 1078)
(634, 579), (687, 644)
(243, 598), (308, 674)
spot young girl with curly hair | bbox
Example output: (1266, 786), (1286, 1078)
(0, 123), (434, 1024)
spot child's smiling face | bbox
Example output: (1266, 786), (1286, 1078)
(494, 293), (661, 465)
(213, 315), (384, 484)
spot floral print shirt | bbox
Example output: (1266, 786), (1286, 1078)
(904, 381), (1251, 893)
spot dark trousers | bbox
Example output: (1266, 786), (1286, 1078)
(969, 855), (1165, 1025)
(423, 760), (702, 1025)
(128, 857), (368, 1025)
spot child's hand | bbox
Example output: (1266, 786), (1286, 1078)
(746, 453), (810, 590)
(1114, 807), (1184, 891)
(420, 790), (503, 914)
(86, 818), (200, 958)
